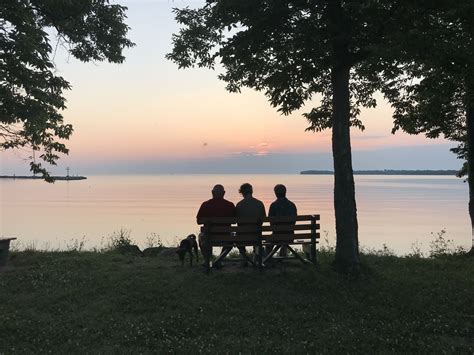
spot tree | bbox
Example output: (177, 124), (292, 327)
(382, 0), (474, 253)
(167, 0), (402, 272)
(1, 0), (134, 181)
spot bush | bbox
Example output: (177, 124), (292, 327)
(107, 229), (142, 256)
(429, 229), (465, 257)
(145, 233), (163, 248)
(406, 240), (424, 258)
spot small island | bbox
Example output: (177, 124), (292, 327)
(300, 170), (459, 176)
(0, 175), (87, 181)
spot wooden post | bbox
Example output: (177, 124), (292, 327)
(310, 215), (317, 265)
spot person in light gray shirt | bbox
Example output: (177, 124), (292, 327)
(236, 183), (266, 219)
(235, 183), (266, 266)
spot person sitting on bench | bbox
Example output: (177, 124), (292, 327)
(196, 184), (236, 267)
(235, 183), (266, 266)
(268, 184), (297, 257)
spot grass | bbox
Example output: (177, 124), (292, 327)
(0, 248), (473, 353)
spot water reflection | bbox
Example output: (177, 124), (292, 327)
(0, 174), (470, 254)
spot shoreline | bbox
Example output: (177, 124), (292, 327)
(0, 175), (87, 181)
(300, 169), (459, 175)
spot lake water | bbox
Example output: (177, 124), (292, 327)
(0, 174), (471, 254)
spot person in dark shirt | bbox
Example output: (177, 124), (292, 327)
(196, 184), (235, 222)
(196, 184), (235, 266)
(268, 184), (297, 257)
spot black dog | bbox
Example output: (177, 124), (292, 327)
(176, 234), (199, 266)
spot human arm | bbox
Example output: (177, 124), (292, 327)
(260, 201), (266, 219)
(268, 202), (275, 217)
(196, 202), (207, 224)
(291, 201), (297, 216)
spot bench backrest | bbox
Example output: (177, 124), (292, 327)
(199, 215), (320, 245)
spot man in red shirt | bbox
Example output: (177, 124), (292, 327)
(196, 184), (236, 266)
(196, 184), (235, 221)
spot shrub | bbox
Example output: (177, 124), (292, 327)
(429, 229), (466, 257)
(108, 228), (134, 250)
(406, 240), (424, 258)
(319, 230), (335, 253)
(145, 233), (163, 248)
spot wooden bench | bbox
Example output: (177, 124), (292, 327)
(198, 215), (319, 272)
(0, 237), (17, 267)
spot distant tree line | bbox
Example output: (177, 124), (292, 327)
(300, 170), (459, 176)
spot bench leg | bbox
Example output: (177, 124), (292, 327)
(213, 246), (232, 266)
(241, 250), (256, 267)
(263, 245), (281, 264)
(203, 244), (212, 274)
(310, 238), (317, 265)
(205, 255), (211, 274)
(287, 245), (312, 265)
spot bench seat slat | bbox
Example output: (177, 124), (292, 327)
(206, 234), (262, 242)
(266, 215), (319, 223)
(199, 215), (319, 225)
(208, 224), (319, 233)
(264, 224), (319, 232)
(262, 233), (317, 241)
(211, 242), (261, 247)
(263, 241), (318, 245)
(206, 233), (319, 243)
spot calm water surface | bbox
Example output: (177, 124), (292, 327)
(1, 174), (470, 254)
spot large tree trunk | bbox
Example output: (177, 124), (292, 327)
(331, 63), (360, 271)
(329, 0), (360, 272)
(466, 82), (474, 254)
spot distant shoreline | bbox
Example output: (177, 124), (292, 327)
(300, 170), (458, 176)
(0, 175), (87, 181)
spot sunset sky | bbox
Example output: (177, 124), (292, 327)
(0, 0), (460, 175)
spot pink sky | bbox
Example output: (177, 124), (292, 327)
(0, 1), (457, 174)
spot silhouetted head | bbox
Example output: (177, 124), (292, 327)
(274, 184), (286, 198)
(239, 183), (253, 197)
(212, 184), (225, 198)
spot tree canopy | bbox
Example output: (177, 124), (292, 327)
(168, 1), (392, 129)
(1, 0), (134, 180)
(381, 0), (474, 252)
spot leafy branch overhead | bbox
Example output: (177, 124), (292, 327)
(380, 0), (473, 178)
(0, 0), (134, 181)
(166, 1), (391, 133)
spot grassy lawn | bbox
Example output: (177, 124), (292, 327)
(0, 250), (472, 353)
